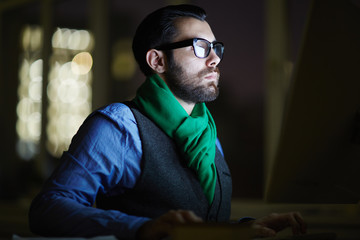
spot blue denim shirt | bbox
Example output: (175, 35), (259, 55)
(30, 103), (224, 239)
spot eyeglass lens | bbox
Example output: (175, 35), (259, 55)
(194, 39), (223, 59)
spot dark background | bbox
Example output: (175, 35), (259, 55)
(0, 0), (310, 237)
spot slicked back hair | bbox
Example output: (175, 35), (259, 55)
(132, 4), (207, 76)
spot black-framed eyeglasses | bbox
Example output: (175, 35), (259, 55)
(155, 38), (224, 60)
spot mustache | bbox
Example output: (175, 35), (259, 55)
(199, 67), (220, 77)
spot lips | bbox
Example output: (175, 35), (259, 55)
(204, 72), (218, 80)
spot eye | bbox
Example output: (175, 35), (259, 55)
(194, 45), (206, 57)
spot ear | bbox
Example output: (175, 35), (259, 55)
(146, 49), (166, 74)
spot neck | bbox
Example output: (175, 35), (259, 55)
(175, 97), (195, 115)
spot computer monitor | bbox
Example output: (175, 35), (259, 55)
(265, 0), (360, 203)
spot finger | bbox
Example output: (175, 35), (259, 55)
(163, 210), (187, 224)
(252, 224), (277, 237)
(161, 210), (202, 224)
(293, 212), (307, 234)
(287, 212), (304, 235)
(179, 210), (203, 223)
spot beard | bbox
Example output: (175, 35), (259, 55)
(164, 60), (220, 104)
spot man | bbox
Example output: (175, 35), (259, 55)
(29, 4), (306, 240)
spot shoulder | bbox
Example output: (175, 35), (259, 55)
(92, 103), (137, 129)
(68, 102), (141, 158)
(70, 103), (139, 146)
(96, 102), (134, 121)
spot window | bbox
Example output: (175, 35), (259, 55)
(16, 26), (94, 159)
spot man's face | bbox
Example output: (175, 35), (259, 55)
(163, 17), (221, 104)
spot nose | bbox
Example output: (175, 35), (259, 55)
(206, 48), (221, 67)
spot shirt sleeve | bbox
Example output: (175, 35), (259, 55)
(29, 103), (150, 239)
(216, 138), (224, 157)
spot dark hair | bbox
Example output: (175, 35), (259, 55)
(132, 4), (207, 76)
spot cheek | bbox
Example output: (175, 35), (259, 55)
(177, 60), (197, 75)
(172, 53), (206, 77)
(185, 59), (205, 76)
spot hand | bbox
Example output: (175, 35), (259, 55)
(250, 212), (307, 237)
(136, 210), (203, 240)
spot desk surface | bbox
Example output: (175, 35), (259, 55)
(231, 199), (360, 240)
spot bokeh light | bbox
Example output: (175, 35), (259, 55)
(71, 52), (93, 75)
(16, 25), (94, 159)
(16, 25), (43, 161)
(47, 28), (94, 157)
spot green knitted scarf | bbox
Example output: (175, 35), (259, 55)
(133, 74), (217, 204)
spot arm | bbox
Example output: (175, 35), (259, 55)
(29, 184), (149, 239)
(29, 104), (149, 239)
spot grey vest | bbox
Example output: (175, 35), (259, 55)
(97, 104), (232, 222)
